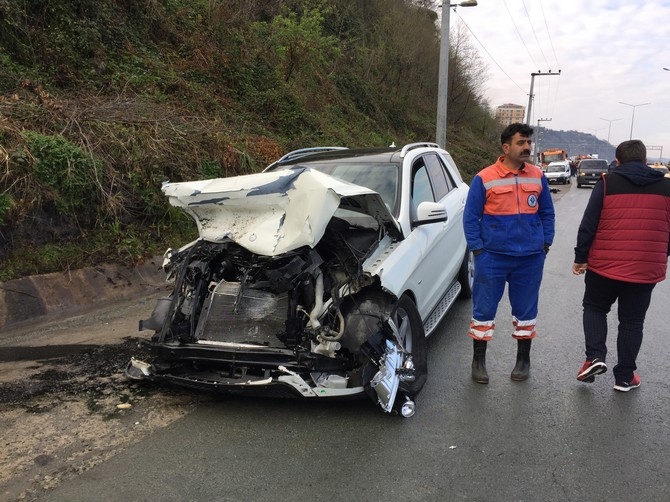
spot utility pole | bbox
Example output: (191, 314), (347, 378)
(536, 118), (552, 164)
(526, 70), (561, 125)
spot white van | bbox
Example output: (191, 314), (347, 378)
(544, 161), (571, 185)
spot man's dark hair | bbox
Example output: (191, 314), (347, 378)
(615, 140), (647, 164)
(501, 123), (534, 145)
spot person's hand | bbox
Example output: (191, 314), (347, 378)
(572, 263), (587, 275)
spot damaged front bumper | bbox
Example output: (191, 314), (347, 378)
(126, 324), (417, 417)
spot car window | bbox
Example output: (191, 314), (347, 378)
(425, 153), (455, 199)
(579, 160), (608, 170)
(411, 160), (435, 215)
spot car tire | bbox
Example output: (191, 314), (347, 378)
(457, 249), (474, 299)
(341, 291), (426, 399)
(392, 294), (427, 399)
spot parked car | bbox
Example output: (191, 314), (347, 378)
(544, 161), (571, 185)
(576, 158), (609, 188)
(126, 143), (472, 417)
(649, 163), (670, 178)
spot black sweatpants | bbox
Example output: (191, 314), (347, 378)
(582, 270), (655, 382)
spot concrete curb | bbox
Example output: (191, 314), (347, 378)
(0, 256), (170, 333)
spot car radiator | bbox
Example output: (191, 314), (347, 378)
(194, 279), (288, 347)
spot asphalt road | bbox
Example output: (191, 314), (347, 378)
(32, 182), (670, 501)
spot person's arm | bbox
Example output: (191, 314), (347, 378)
(463, 175), (485, 253)
(574, 177), (605, 264)
(537, 174), (555, 249)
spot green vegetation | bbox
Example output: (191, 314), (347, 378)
(0, 0), (501, 281)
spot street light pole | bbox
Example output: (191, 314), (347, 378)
(588, 128), (605, 158)
(435, 0), (478, 149)
(619, 101), (651, 140)
(600, 117), (622, 144)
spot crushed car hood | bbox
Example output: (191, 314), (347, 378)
(162, 167), (402, 256)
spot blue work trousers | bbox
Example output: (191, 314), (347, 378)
(472, 251), (546, 336)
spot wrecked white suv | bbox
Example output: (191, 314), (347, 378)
(126, 143), (472, 417)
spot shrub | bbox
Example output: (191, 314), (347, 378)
(21, 131), (102, 218)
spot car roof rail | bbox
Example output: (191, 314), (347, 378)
(400, 142), (441, 158)
(274, 147), (349, 164)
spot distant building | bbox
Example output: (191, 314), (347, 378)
(495, 103), (526, 127)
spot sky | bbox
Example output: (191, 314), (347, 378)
(449, 0), (670, 162)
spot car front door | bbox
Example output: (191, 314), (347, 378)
(402, 153), (466, 321)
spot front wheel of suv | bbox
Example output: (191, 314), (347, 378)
(392, 295), (427, 398)
(457, 249), (474, 299)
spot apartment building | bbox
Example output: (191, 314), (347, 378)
(495, 103), (526, 127)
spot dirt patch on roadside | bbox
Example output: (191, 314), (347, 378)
(0, 310), (211, 501)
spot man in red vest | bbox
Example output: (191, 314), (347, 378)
(573, 139), (670, 391)
(463, 123), (555, 384)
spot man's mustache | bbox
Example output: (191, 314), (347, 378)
(522, 150), (531, 156)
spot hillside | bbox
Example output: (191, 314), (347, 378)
(0, 0), (501, 281)
(535, 128), (616, 162)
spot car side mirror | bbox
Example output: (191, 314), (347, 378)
(413, 201), (447, 227)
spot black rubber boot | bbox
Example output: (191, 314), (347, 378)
(471, 339), (489, 384)
(511, 339), (532, 381)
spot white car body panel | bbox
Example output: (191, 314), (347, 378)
(162, 168), (401, 256)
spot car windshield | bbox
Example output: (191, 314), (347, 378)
(546, 165), (565, 173)
(543, 153), (564, 163)
(293, 162), (400, 215)
(580, 161), (607, 170)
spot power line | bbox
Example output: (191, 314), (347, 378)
(536, 0), (562, 122)
(452, 13), (526, 94)
(521, 0), (550, 69)
(503, 0), (540, 70)
(539, 0), (561, 69)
